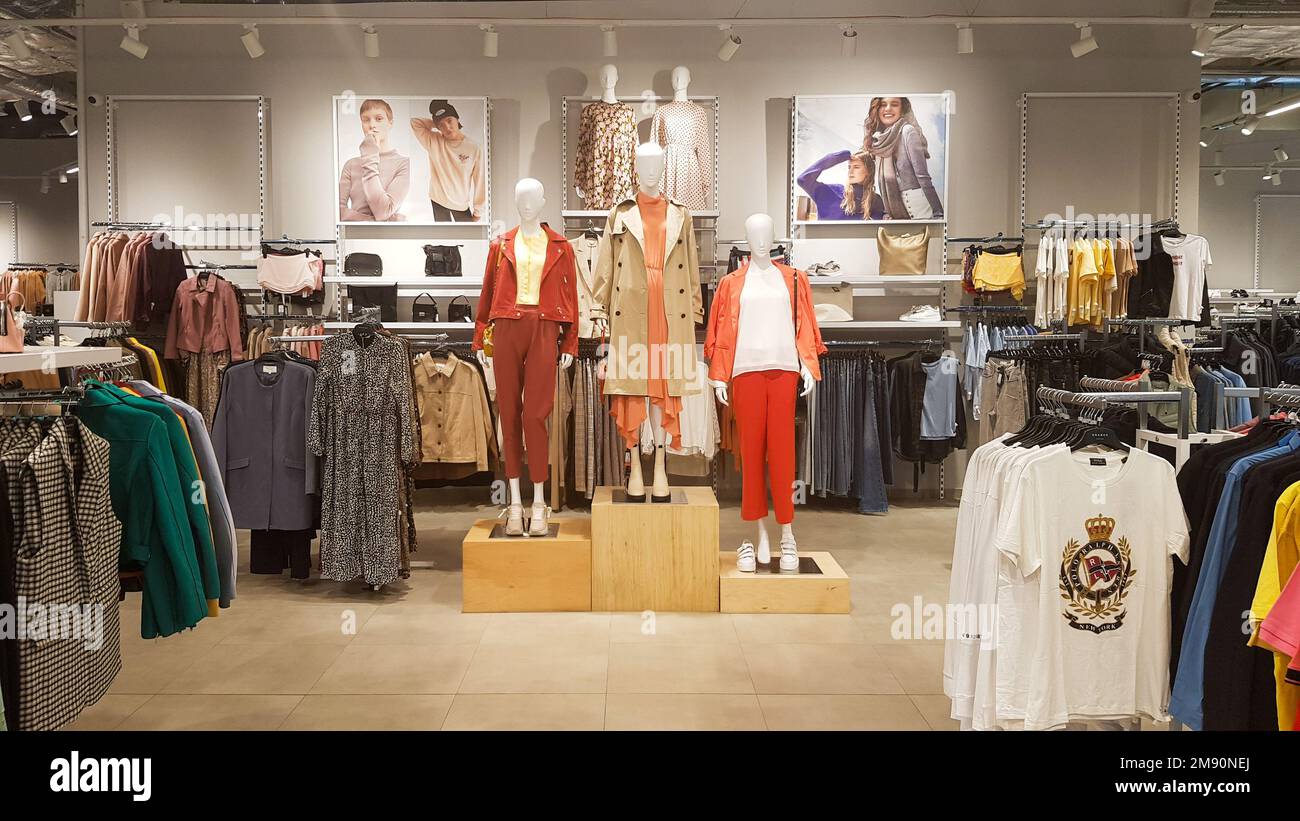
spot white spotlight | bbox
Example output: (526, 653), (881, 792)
(1071, 24), (1098, 58)
(1213, 170), (1225, 186)
(841, 25), (858, 58)
(241, 25), (264, 59)
(1263, 166), (1274, 180)
(1273, 171), (1284, 187)
(119, 25), (148, 59)
(59, 171), (67, 184)
(602, 25), (617, 58)
(60, 112), (76, 135)
(1266, 98), (1300, 117)
(66, 165), (78, 174)
(1241, 114), (1260, 136)
(957, 24), (973, 55)
(480, 24), (498, 58)
(4, 30), (31, 60)
(717, 26), (741, 62)
(18, 101), (31, 122)
(362, 26), (379, 59)
(40, 175), (49, 194)
(1275, 146), (1290, 162)
(1191, 26), (1216, 57)
(1200, 139), (1209, 147)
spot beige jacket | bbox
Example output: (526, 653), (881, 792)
(569, 234), (602, 339)
(591, 197), (704, 397)
(412, 352), (494, 470)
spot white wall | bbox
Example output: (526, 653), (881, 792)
(0, 139), (80, 267)
(77, 9), (1202, 492)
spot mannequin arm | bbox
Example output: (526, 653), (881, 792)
(560, 353), (574, 369)
(799, 364), (815, 397)
(710, 378), (729, 406)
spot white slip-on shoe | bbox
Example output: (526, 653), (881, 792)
(779, 536), (799, 572)
(737, 542), (757, 573)
(899, 304), (941, 323)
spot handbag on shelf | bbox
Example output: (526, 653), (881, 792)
(877, 226), (930, 275)
(447, 294), (473, 323)
(423, 244), (463, 277)
(411, 293), (440, 323)
(343, 252), (383, 277)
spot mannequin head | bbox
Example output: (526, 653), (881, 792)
(515, 178), (546, 224)
(635, 142), (665, 193)
(599, 64), (618, 90)
(671, 66), (691, 93)
(744, 213), (775, 258)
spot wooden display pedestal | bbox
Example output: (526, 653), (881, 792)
(462, 518), (592, 612)
(590, 486), (720, 612)
(719, 551), (850, 614)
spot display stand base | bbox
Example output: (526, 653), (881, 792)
(591, 485), (719, 612)
(462, 517), (592, 613)
(719, 550), (850, 614)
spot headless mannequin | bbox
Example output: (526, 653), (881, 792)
(713, 213), (814, 568)
(626, 143), (671, 501)
(600, 64), (619, 104)
(671, 66), (690, 102)
(478, 178), (574, 531)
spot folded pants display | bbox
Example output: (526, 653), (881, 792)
(732, 369), (799, 523)
(488, 312), (560, 483)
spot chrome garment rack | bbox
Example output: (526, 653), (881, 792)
(23, 319), (132, 347)
(1038, 385), (1191, 438)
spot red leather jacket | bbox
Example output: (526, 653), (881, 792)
(704, 261), (826, 383)
(473, 223), (580, 356)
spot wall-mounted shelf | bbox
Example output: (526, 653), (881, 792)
(0, 346), (126, 373)
(323, 276), (484, 288)
(819, 320), (960, 330)
(324, 321), (474, 332)
(561, 209), (720, 220)
(824, 274), (963, 285)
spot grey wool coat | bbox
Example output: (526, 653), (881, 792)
(212, 358), (320, 531)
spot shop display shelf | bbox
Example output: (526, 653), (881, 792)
(818, 320), (960, 330)
(0, 346), (125, 373)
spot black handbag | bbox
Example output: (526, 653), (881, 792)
(344, 252), (383, 277)
(412, 293), (439, 323)
(447, 294), (473, 323)
(423, 244), (462, 277)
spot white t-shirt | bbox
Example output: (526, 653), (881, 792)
(732, 264), (799, 377)
(1034, 240), (1052, 327)
(1161, 233), (1211, 322)
(1052, 234), (1070, 323)
(994, 447), (1190, 731)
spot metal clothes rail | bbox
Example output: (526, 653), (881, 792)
(1039, 385), (1191, 438)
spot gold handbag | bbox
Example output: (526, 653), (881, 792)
(877, 226), (930, 275)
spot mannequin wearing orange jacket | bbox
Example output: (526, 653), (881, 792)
(704, 213), (826, 572)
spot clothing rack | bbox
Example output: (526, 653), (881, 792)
(0, 385), (85, 403)
(23, 319), (132, 347)
(1023, 217), (1179, 231)
(1003, 331), (1086, 349)
(946, 232), (1024, 243)
(822, 338), (944, 348)
(186, 263), (256, 271)
(946, 305), (1028, 313)
(7, 262), (78, 270)
(1037, 385), (1191, 438)
(91, 221), (256, 232)
(265, 235), (337, 245)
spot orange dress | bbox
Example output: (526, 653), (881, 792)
(610, 193), (683, 450)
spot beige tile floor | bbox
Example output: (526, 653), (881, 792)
(67, 496), (960, 731)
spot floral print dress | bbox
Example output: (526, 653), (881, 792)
(575, 100), (638, 210)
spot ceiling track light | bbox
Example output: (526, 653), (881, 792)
(1263, 166), (1274, 180)
(1241, 114), (1260, 136)
(19, 100), (32, 122)
(717, 25), (741, 62)
(241, 24), (264, 59)
(67, 165), (78, 174)
(1275, 146), (1290, 163)
(1071, 23), (1098, 58)
(58, 171), (67, 184)
(1273, 171), (1284, 187)
(480, 24), (498, 58)
(840, 24), (858, 58)
(1214, 149), (1224, 165)
(1191, 24), (1241, 58)
(119, 24), (148, 59)
(40, 175), (49, 194)
(1265, 97), (1300, 118)
(1213, 170), (1226, 186)
(60, 111), (77, 136)
(602, 24), (617, 58)
(957, 23), (974, 55)
(362, 25), (379, 59)
(4, 29), (31, 61)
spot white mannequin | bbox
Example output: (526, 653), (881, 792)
(671, 66), (691, 102)
(600, 64), (619, 104)
(713, 213), (813, 570)
(479, 178), (574, 531)
(626, 143), (672, 501)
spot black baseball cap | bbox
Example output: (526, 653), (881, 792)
(429, 99), (461, 123)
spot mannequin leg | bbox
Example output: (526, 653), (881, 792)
(504, 477), (524, 536)
(649, 402), (670, 502)
(755, 518), (772, 564)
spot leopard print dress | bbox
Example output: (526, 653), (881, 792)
(309, 332), (416, 586)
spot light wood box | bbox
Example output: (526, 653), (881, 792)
(719, 551), (850, 614)
(462, 518), (592, 613)
(590, 486), (720, 612)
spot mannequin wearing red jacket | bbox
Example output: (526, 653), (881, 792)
(704, 213), (825, 572)
(473, 178), (577, 536)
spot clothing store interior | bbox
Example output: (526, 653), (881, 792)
(1, 0), (1300, 734)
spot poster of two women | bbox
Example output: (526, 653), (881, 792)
(793, 94), (949, 223)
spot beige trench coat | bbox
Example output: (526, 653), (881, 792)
(591, 197), (704, 397)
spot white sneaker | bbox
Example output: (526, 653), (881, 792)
(737, 542), (757, 573)
(899, 304), (941, 323)
(528, 504), (551, 537)
(779, 537), (799, 572)
(501, 505), (524, 537)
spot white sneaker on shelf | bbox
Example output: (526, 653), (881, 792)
(779, 537), (799, 571)
(737, 542), (757, 573)
(899, 304), (941, 323)
(528, 504), (551, 537)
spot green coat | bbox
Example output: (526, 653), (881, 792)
(77, 382), (210, 639)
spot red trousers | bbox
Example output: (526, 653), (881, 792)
(731, 369), (798, 523)
(492, 313), (560, 483)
